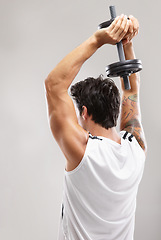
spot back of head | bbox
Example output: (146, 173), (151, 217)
(70, 75), (120, 130)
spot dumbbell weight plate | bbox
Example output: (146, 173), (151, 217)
(98, 19), (113, 29)
(106, 59), (142, 77)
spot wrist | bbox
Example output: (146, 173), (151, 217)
(123, 41), (136, 60)
(90, 33), (102, 49)
(91, 34), (100, 49)
(123, 41), (133, 50)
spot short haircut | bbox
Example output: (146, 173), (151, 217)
(70, 75), (120, 130)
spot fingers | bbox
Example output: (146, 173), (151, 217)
(129, 15), (139, 36)
(119, 15), (139, 45)
(99, 14), (139, 46)
(108, 15), (120, 31)
(117, 15), (129, 40)
(126, 19), (133, 39)
(108, 14), (125, 33)
(110, 15), (130, 42)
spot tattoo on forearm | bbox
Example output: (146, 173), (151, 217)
(121, 94), (138, 121)
(128, 94), (138, 102)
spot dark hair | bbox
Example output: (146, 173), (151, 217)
(70, 75), (120, 130)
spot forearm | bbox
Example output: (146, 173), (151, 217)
(45, 35), (98, 91)
(121, 41), (140, 94)
(120, 42), (142, 136)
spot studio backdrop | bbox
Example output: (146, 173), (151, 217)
(0, 0), (161, 239)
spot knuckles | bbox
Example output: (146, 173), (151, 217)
(96, 15), (139, 45)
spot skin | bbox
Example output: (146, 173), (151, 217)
(45, 15), (147, 172)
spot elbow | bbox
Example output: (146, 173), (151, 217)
(45, 70), (64, 93)
(45, 76), (51, 92)
(45, 75), (57, 93)
(45, 73), (53, 89)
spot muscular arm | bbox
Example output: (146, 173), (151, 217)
(45, 36), (98, 167)
(45, 15), (130, 169)
(120, 41), (147, 153)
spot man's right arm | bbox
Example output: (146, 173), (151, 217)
(120, 41), (147, 154)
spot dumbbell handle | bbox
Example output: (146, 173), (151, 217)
(109, 6), (131, 90)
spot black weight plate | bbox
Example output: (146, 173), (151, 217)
(106, 64), (142, 77)
(98, 19), (113, 29)
(106, 59), (142, 77)
(106, 59), (142, 71)
(106, 62), (142, 72)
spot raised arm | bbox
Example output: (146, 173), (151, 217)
(120, 16), (147, 154)
(45, 15), (130, 170)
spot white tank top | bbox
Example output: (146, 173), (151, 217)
(58, 131), (146, 240)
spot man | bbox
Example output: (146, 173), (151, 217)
(45, 14), (147, 240)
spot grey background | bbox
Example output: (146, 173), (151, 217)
(0, 0), (160, 239)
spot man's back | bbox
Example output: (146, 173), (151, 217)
(58, 131), (145, 240)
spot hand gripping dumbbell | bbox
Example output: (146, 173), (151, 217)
(98, 5), (142, 90)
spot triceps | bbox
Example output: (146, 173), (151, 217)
(123, 119), (146, 151)
(120, 94), (146, 151)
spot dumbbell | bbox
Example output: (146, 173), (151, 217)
(98, 5), (142, 90)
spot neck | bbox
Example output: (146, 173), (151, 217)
(87, 123), (121, 144)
